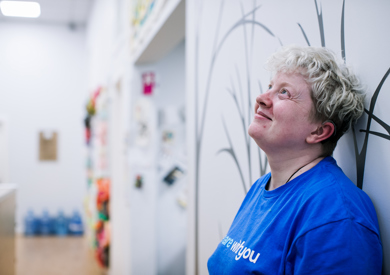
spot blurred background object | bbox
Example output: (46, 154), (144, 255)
(0, 184), (17, 275)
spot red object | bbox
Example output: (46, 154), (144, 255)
(93, 87), (101, 103)
(142, 72), (155, 95)
(85, 128), (91, 143)
(96, 178), (110, 203)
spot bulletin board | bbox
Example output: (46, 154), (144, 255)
(39, 131), (57, 161)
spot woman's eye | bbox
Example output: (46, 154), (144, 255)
(278, 89), (289, 98)
(268, 85), (272, 90)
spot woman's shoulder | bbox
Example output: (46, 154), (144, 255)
(294, 157), (380, 237)
(298, 156), (363, 197)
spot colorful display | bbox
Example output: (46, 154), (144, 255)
(84, 87), (111, 268)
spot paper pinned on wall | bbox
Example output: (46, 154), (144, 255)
(134, 98), (152, 147)
(39, 131), (57, 161)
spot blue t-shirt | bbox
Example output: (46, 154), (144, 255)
(208, 157), (382, 274)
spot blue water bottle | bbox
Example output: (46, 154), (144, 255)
(55, 210), (68, 236)
(40, 210), (51, 235)
(68, 210), (83, 236)
(24, 209), (36, 236)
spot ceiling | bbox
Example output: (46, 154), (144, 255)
(0, 0), (95, 28)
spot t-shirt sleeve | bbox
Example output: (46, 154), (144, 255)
(286, 219), (382, 275)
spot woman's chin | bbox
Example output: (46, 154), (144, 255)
(248, 123), (264, 139)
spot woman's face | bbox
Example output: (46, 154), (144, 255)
(248, 72), (319, 154)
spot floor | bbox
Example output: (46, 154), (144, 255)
(16, 235), (106, 275)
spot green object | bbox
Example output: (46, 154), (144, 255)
(98, 212), (108, 221)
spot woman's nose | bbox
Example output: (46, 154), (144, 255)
(256, 92), (272, 108)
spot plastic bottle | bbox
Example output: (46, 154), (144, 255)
(55, 210), (68, 236)
(39, 210), (51, 235)
(49, 215), (56, 234)
(24, 209), (36, 236)
(68, 210), (83, 236)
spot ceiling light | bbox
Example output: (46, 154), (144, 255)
(0, 1), (41, 18)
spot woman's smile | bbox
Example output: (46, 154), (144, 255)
(255, 111), (272, 120)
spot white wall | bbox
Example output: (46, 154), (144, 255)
(186, 0), (390, 274)
(0, 22), (87, 233)
(154, 41), (186, 275)
(129, 40), (186, 275)
(86, 0), (117, 91)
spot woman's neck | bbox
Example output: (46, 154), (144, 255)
(266, 153), (324, 191)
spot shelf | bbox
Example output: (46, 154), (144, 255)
(131, 0), (185, 65)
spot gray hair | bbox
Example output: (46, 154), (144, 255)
(266, 45), (366, 155)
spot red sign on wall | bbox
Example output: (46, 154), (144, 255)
(142, 72), (155, 95)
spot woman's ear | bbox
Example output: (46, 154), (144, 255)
(306, 121), (335, 144)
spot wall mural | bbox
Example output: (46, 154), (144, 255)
(299, 0), (390, 189)
(192, 0), (389, 274)
(353, 69), (390, 189)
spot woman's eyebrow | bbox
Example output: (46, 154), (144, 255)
(270, 81), (293, 89)
(278, 81), (292, 87)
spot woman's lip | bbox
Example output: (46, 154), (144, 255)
(256, 111), (272, 120)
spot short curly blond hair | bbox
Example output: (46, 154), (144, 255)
(266, 45), (365, 156)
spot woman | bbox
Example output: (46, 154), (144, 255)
(207, 46), (382, 274)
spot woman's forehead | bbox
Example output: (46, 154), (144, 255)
(271, 71), (308, 86)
